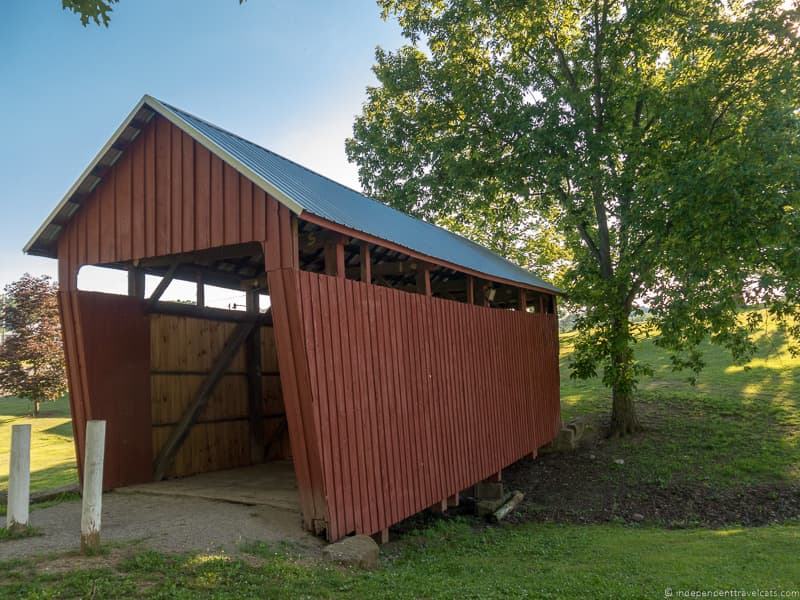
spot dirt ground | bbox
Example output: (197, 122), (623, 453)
(503, 448), (800, 527)
(0, 491), (323, 562)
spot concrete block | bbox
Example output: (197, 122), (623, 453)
(474, 481), (504, 500)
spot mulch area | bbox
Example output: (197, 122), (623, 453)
(502, 449), (800, 528)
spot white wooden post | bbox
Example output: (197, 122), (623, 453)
(6, 424), (31, 533)
(80, 420), (106, 552)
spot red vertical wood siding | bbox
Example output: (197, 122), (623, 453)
(58, 291), (152, 489)
(295, 270), (561, 541)
(52, 112), (561, 543)
(56, 115), (273, 286)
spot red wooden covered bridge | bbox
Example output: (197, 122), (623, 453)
(25, 95), (562, 542)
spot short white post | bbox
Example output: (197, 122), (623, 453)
(6, 424), (31, 533)
(80, 420), (106, 553)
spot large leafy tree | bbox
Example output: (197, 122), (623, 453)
(347, 0), (800, 435)
(0, 275), (67, 417)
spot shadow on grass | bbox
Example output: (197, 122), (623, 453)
(43, 421), (74, 439)
(0, 463), (78, 494)
(560, 323), (799, 486)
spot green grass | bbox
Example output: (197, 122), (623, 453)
(1, 310), (798, 596)
(0, 396), (76, 494)
(560, 312), (800, 488)
(0, 525), (41, 543)
(2, 520), (799, 598)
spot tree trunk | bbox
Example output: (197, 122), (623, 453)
(610, 386), (639, 436)
(608, 314), (641, 437)
(33, 399), (40, 418)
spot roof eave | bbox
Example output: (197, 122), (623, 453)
(23, 96), (154, 257)
(25, 94), (562, 296)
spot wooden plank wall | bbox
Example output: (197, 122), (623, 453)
(296, 270), (561, 541)
(58, 290), (152, 489)
(150, 314), (288, 479)
(57, 115), (277, 288)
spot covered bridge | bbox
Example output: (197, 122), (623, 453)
(25, 95), (561, 542)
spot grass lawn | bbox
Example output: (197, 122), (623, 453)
(559, 312), (800, 489)
(0, 396), (76, 494)
(1, 310), (798, 597)
(1, 521), (798, 598)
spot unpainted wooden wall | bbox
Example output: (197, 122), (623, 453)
(150, 314), (289, 479)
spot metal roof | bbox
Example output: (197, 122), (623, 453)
(25, 95), (559, 293)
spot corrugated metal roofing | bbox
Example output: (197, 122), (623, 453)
(25, 95), (559, 293)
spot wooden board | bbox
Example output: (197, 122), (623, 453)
(55, 115), (279, 289)
(58, 291), (152, 489)
(149, 314), (288, 479)
(295, 271), (561, 541)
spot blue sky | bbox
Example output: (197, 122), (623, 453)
(0, 0), (404, 300)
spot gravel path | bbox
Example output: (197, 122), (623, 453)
(0, 491), (322, 561)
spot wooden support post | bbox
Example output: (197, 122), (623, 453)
(246, 289), (265, 464)
(6, 424), (31, 533)
(81, 420), (106, 553)
(147, 262), (179, 306)
(518, 288), (527, 312)
(527, 449), (538, 461)
(416, 263), (431, 296)
(466, 276), (475, 304)
(127, 267), (145, 299)
(431, 498), (448, 513)
(196, 273), (205, 307)
(153, 321), (257, 480)
(372, 528), (389, 545)
(538, 295), (545, 314)
(324, 237), (346, 278)
(359, 242), (371, 284)
(483, 284), (493, 307)
(488, 470), (502, 483)
(475, 281), (488, 306)
(447, 493), (460, 508)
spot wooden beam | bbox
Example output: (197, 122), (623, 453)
(153, 320), (257, 480)
(196, 273), (205, 307)
(134, 242), (262, 269)
(324, 237), (345, 278)
(265, 418), (288, 458)
(300, 229), (340, 253)
(416, 262), (432, 296)
(467, 276), (475, 304)
(518, 288), (527, 312)
(301, 213), (561, 295)
(360, 242), (371, 284)
(246, 290), (265, 464)
(344, 258), (421, 280)
(146, 300), (272, 325)
(147, 262), (179, 306)
(127, 267), (145, 298)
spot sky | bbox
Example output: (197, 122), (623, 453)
(0, 0), (405, 304)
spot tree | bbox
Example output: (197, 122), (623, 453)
(347, 0), (800, 435)
(62, 0), (118, 26)
(62, 0), (245, 27)
(0, 274), (67, 417)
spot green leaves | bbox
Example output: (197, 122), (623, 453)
(61, 0), (118, 27)
(0, 274), (66, 412)
(349, 0), (800, 431)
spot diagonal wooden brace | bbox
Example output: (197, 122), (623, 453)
(152, 320), (256, 480)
